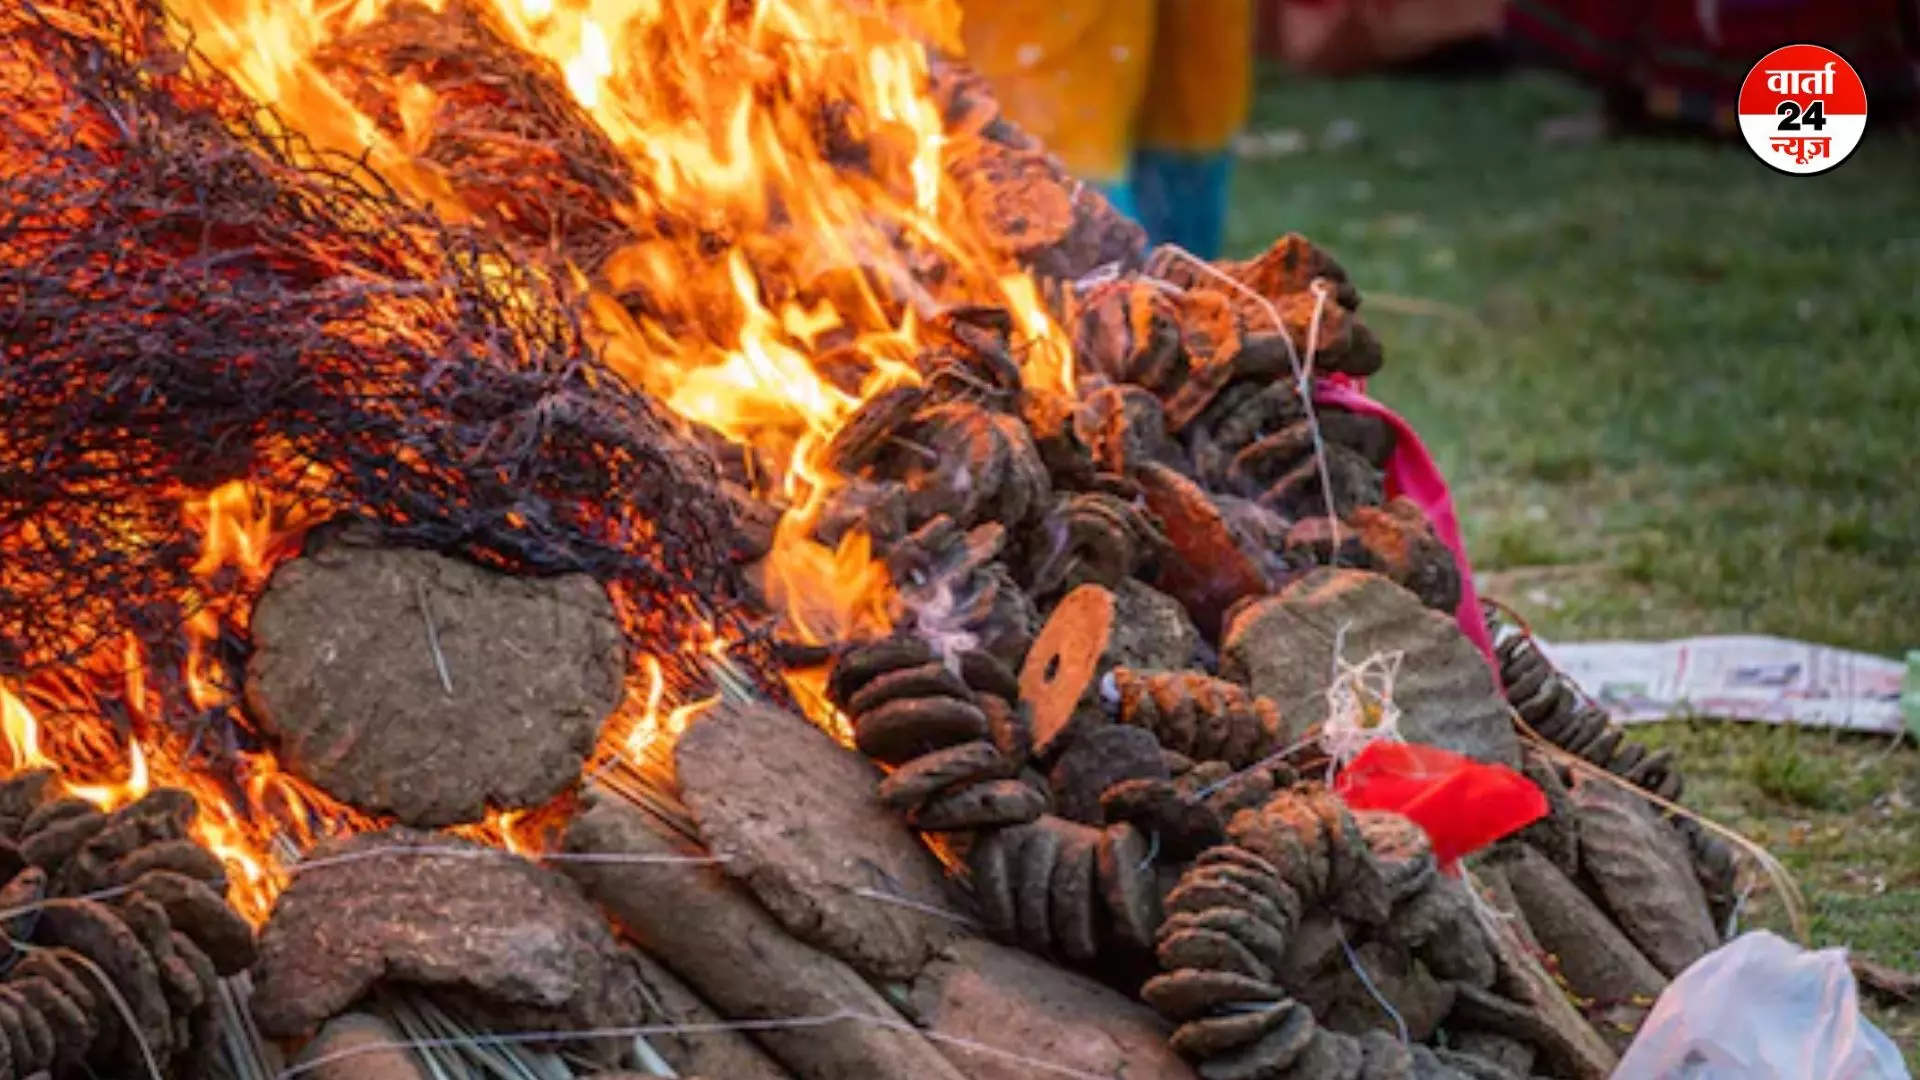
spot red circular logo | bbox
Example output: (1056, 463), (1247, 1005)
(1738, 44), (1868, 175)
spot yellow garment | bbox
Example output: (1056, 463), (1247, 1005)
(959, 0), (1251, 181)
(960, 0), (1157, 182)
(1136, 0), (1254, 153)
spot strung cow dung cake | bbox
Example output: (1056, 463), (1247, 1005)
(675, 701), (963, 982)
(1221, 570), (1519, 766)
(246, 539), (626, 828)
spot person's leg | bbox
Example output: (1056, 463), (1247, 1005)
(1129, 148), (1232, 257)
(1130, 0), (1253, 258)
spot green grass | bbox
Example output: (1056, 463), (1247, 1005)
(1228, 67), (1920, 1059)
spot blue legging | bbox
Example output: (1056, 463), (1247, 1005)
(1093, 149), (1233, 260)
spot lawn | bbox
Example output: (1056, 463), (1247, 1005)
(1226, 66), (1920, 1058)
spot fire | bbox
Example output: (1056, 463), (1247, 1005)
(164, 0), (1071, 585)
(0, 479), (368, 923)
(761, 512), (895, 645)
(188, 479), (285, 583)
(1, 685), (47, 771)
(450, 801), (575, 855)
(63, 739), (151, 809)
(6, 0), (1079, 924)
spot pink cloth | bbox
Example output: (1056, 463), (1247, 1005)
(1314, 376), (1498, 674)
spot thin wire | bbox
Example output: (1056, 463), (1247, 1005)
(1336, 924), (1409, 1047)
(1136, 828), (1161, 873)
(0, 879), (141, 921)
(1189, 730), (1323, 800)
(1298, 279), (1343, 550)
(284, 845), (729, 877)
(848, 885), (981, 930)
(5, 932), (166, 1080)
(265, 836), (982, 938)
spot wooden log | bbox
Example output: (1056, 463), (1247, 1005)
(560, 786), (968, 1080)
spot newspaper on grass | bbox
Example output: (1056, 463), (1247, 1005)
(1530, 634), (1914, 738)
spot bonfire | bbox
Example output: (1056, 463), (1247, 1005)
(0, 1), (1759, 1078)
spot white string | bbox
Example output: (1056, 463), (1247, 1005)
(1147, 247), (1345, 548)
(1298, 278), (1343, 550)
(1317, 621), (1406, 771)
(286, 840), (988, 934)
(1459, 867), (1524, 939)
(848, 885), (981, 930)
(278, 1008), (1125, 1080)
(0, 879), (142, 921)
(1136, 828), (1161, 873)
(5, 933), (166, 1080)
(1188, 730), (1324, 801)
(285, 846), (730, 877)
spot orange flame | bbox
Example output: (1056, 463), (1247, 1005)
(1, 685), (48, 772)
(9, 0), (1079, 924)
(163, 0), (1071, 646)
(0, 479), (365, 923)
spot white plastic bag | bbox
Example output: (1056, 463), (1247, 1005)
(1616, 931), (1912, 1079)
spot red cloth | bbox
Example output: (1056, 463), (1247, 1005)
(1335, 741), (1548, 867)
(1506, 0), (1918, 116)
(1255, 0), (1507, 72)
(1313, 375), (1497, 676)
